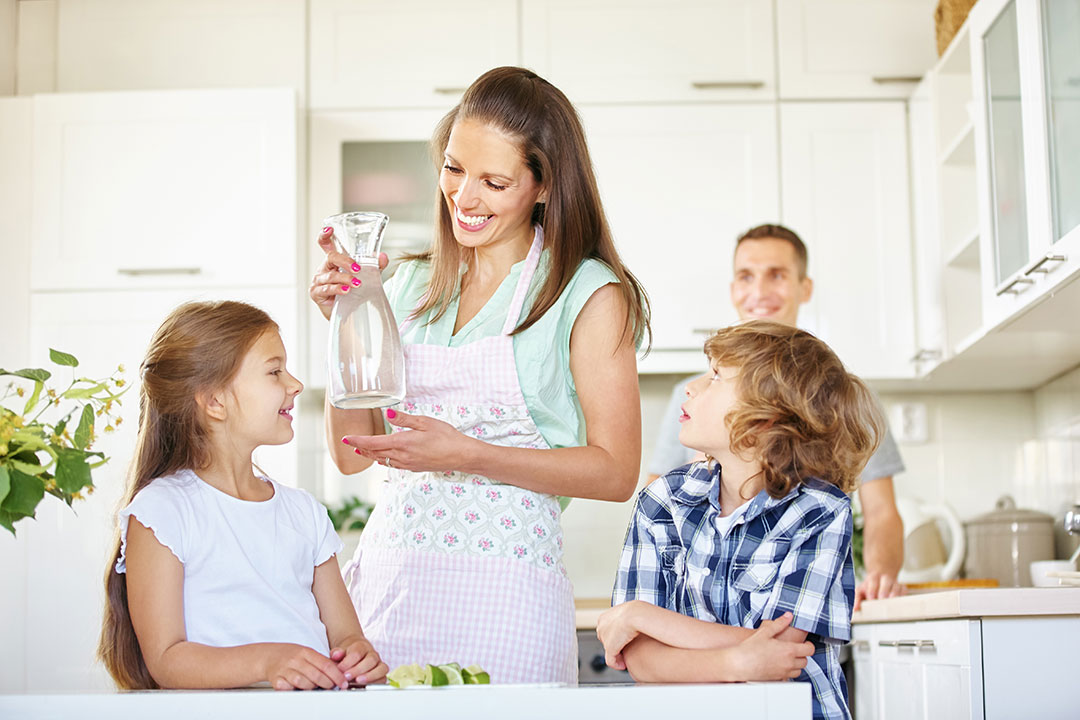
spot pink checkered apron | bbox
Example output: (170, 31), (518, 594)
(342, 229), (578, 684)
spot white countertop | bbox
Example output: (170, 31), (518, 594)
(852, 587), (1080, 623)
(0, 683), (810, 720)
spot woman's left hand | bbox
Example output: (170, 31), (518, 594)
(344, 409), (480, 473)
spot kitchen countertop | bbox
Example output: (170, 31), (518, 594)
(576, 597), (609, 629)
(852, 587), (1080, 623)
(0, 683), (810, 719)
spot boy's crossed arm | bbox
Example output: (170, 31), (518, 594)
(597, 600), (813, 683)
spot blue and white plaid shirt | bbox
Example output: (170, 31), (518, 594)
(613, 461), (855, 720)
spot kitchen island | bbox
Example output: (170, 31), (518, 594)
(1, 682), (810, 719)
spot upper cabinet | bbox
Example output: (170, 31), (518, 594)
(776, 0), (938, 99)
(779, 102), (916, 380)
(521, 0), (776, 103)
(30, 88), (298, 292)
(309, 0), (519, 109)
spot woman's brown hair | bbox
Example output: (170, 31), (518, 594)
(704, 320), (883, 498)
(97, 300), (278, 689)
(403, 66), (650, 349)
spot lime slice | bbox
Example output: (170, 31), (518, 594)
(387, 663), (425, 688)
(424, 663), (449, 687)
(438, 664), (464, 685)
(462, 664), (490, 685)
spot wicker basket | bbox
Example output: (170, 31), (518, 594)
(935, 0), (979, 56)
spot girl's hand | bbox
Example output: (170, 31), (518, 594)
(308, 226), (389, 321)
(345, 409), (481, 473)
(262, 643), (350, 690)
(596, 600), (645, 670)
(728, 613), (815, 682)
(330, 637), (388, 686)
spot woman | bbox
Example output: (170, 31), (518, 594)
(308, 66), (649, 684)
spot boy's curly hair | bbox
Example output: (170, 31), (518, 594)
(704, 320), (883, 498)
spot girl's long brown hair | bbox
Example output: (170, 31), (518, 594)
(403, 66), (651, 349)
(704, 321), (884, 499)
(97, 301), (278, 689)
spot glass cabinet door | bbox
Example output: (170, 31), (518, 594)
(983, 0), (1030, 285)
(1042, 0), (1080, 242)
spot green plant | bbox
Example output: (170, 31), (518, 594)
(852, 504), (865, 578)
(0, 349), (127, 535)
(325, 495), (374, 533)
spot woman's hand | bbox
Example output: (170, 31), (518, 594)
(596, 600), (646, 670)
(330, 637), (388, 687)
(261, 643), (350, 690)
(727, 613), (815, 682)
(309, 226), (389, 321)
(344, 409), (481, 473)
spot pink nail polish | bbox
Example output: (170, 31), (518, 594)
(323, 226), (333, 234)
(354, 448), (362, 455)
(386, 408), (397, 419)
(351, 277), (361, 287)
(350, 263), (362, 273)
(342, 438), (350, 445)
(341, 285), (350, 292)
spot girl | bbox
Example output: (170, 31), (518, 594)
(599, 321), (883, 720)
(308, 67), (650, 684)
(98, 301), (386, 690)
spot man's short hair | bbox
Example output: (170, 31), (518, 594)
(735, 224), (808, 278)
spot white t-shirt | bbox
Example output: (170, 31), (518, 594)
(116, 468), (344, 655)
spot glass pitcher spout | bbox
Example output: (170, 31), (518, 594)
(325, 211), (406, 409)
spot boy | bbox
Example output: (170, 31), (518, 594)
(599, 320), (882, 720)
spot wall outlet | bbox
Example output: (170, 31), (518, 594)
(890, 402), (929, 444)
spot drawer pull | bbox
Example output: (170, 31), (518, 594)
(1023, 253), (1067, 275)
(433, 87), (467, 95)
(872, 76), (922, 84)
(691, 81), (766, 90)
(878, 640), (898, 647)
(117, 267), (202, 276)
(996, 276), (1035, 296)
(691, 328), (717, 336)
(853, 640), (871, 651)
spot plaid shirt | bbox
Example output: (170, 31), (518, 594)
(613, 461), (855, 720)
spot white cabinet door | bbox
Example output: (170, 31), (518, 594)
(18, 287), (300, 693)
(776, 0), (938, 99)
(30, 88), (298, 292)
(579, 105), (779, 371)
(522, 0), (775, 103)
(55, 0), (305, 93)
(779, 102), (916, 379)
(309, 0), (519, 109)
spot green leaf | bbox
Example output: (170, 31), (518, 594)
(0, 509), (16, 535)
(54, 416), (69, 437)
(63, 382), (108, 400)
(0, 368), (51, 383)
(0, 464), (9, 506)
(74, 405), (95, 451)
(49, 349), (79, 367)
(1, 467), (45, 517)
(55, 449), (92, 494)
(23, 380), (43, 415)
(7, 459), (46, 476)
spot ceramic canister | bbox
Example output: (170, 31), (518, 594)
(963, 495), (1055, 587)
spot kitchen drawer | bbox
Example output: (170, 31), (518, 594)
(871, 619), (979, 666)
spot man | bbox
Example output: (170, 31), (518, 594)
(646, 224), (905, 609)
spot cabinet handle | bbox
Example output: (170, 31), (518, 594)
(995, 276), (1035, 296)
(691, 328), (717, 335)
(878, 640), (899, 647)
(853, 640), (871, 651)
(909, 348), (942, 363)
(691, 81), (766, 90)
(1023, 253), (1067, 276)
(433, 87), (467, 95)
(117, 267), (202, 276)
(872, 76), (922, 84)
(896, 639), (936, 648)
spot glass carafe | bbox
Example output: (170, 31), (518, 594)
(325, 211), (406, 409)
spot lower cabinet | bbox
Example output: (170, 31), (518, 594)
(852, 616), (1079, 719)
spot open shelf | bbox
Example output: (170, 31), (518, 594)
(945, 229), (981, 269)
(940, 121), (975, 166)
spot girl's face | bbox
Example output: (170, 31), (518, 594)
(678, 365), (740, 458)
(439, 118), (546, 253)
(226, 330), (303, 447)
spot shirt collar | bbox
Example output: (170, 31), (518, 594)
(669, 461), (804, 519)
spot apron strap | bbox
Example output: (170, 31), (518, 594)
(501, 226), (545, 336)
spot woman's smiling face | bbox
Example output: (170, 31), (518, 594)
(439, 118), (546, 252)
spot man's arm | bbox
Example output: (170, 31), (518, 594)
(856, 476), (905, 608)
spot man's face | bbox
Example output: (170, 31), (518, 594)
(729, 238), (813, 328)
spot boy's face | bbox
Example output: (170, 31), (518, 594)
(678, 364), (740, 458)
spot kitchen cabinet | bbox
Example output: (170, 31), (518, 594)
(578, 104), (779, 371)
(779, 102), (916, 380)
(53, 0), (305, 94)
(775, 0), (938, 99)
(29, 88), (298, 292)
(521, 0), (775, 103)
(308, 0), (519, 110)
